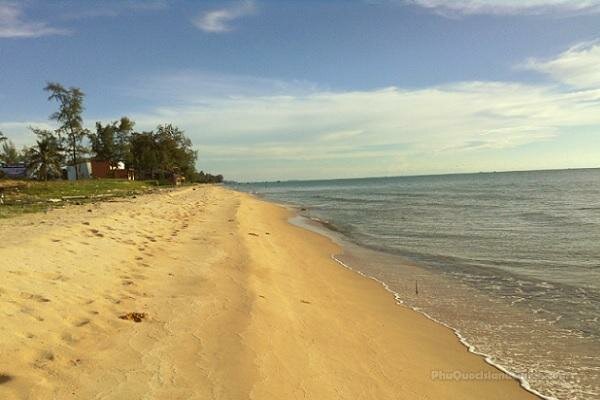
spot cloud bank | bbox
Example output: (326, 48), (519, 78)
(523, 42), (600, 89)
(123, 68), (600, 180)
(192, 0), (256, 33)
(6, 40), (600, 180)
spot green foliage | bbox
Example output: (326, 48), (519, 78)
(1, 82), (223, 185)
(0, 140), (24, 164)
(130, 131), (158, 177)
(115, 117), (135, 167)
(130, 124), (197, 179)
(26, 128), (64, 181)
(90, 122), (117, 162)
(0, 179), (153, 219)
(191, 170), (224, 184)
(88, 117), (135, 167)
(44, 82), (88, 173)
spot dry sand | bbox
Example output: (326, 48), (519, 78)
(0, 185), (540, 399)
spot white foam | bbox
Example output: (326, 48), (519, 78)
(330, 254), (559, 400)
(287, 208), (559, 400)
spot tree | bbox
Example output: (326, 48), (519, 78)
(192, 170), (224, 183)
(130, 124), (197, 180)
(26, 129), (63, 181)
(0, 130), (6, 143)
(89, 117), (135, 167)
(0, 140), (23, 164)
(90, 122), (117, 162)
(115, 117), (135, 167)
(155, 124), (197, 177)
(130, 131), (159, 179)
(44, 82), (88, 178)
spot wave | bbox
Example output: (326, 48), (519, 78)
(330, 254), (557, 400)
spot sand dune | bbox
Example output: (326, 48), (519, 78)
(0, 185), (539, 399)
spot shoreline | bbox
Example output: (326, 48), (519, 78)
(329, 255), (551, 400)
(262, 195), (552, 400)
(234, 188), (542, 399)
(0, 185), (542, 399)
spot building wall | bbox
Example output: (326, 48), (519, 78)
(66, 162), (92, 181)
(91, 160), (111, 179)
(0, 164), (27, 178)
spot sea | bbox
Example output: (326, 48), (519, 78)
(230, 168), (600, 400)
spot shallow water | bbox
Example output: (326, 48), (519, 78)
(231, 169), (600, 400)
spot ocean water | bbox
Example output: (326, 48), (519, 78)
(230, 169), (600, 400)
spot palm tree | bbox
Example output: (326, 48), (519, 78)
(27, 129), (63, 181)
(1, 140), (22, 164)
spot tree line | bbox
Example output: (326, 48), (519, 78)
(0, 83), (223, 184)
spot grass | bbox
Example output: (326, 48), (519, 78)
(0, 179), (156, 219)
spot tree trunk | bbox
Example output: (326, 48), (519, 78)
(72, 134), (78, 180)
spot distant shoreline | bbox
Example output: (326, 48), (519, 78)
(232, 166), (600, 185)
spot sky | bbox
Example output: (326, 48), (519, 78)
(1, 0), (600, 181)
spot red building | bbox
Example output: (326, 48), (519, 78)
(90, 160), (135, 180)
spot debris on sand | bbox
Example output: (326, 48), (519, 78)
(0, 373), (13, 384)
(119, 312), (147, 323)
(248, 232), (259, 236)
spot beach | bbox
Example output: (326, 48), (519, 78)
(0, 185), (539, 399)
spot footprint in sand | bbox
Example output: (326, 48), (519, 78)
(20, 293), (51, 303)
(73, 318), (91, 327)
(34, 351), (55, 368)
(103, 294), (121, 304)
(61, 332), (78, 344)
(90, 229), (104, 238)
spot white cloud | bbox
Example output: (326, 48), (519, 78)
(522, 41), (600, 89)
(7, 40), (600, 181)
(403, 0), (600, 16)
(0, 2), (68, 38)
(192, 0), (256, 33)
(0, 121), (55, 147)
(125, 76), (600, 180)
(123, 70), (321, 103)
(8, 67), (600, 180)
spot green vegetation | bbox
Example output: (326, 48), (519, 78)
(25, 129), (63, 181)
(0, 82), (225, 218)
(45, 82), (88, 177)
(1, 140), (22, 164)
(0, 179), (154, 219)
(89, 117), (135, 167)
(1, 82), (224, 183)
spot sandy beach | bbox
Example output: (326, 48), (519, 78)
(0, 185), (539, 399)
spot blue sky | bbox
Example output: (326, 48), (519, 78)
(1, 0), (600, 181)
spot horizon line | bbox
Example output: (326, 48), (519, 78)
(231, 166), (600, 184)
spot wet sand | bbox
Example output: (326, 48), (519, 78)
(0, 185), (539, 399)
